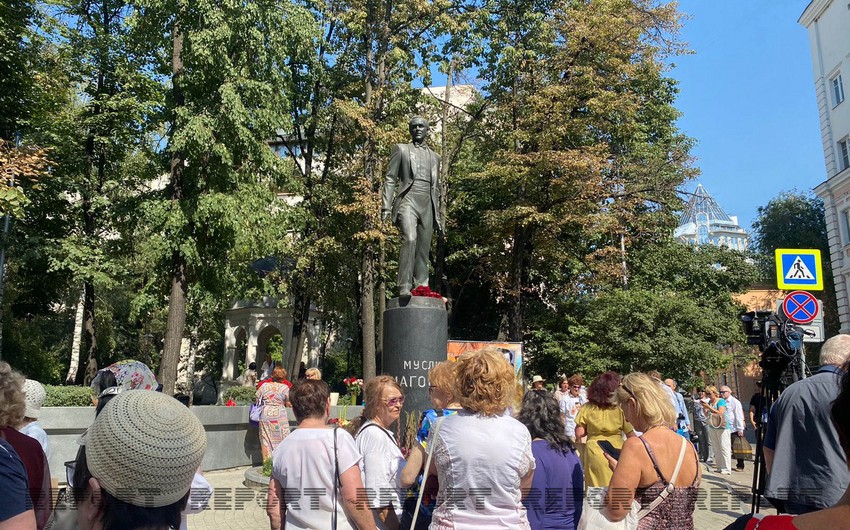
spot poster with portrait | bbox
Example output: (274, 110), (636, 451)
(447, 341), (522, 373)
(447, 341), (524, 404)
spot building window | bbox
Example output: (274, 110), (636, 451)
(833, 73), (846, 107)
(840, 138), (850, 172)
(843, 209), (850, 244)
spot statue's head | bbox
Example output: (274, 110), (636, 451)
(409, 116), (429, 144)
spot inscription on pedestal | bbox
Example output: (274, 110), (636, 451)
(382, 296), (448, 436)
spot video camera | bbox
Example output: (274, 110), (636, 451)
(741, 310), (812, 515)
(741, 310), (806, 379)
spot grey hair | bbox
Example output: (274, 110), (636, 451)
(820, 334), (850, 367)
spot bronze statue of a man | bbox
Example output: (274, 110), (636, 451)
(381, 117), (443, 297)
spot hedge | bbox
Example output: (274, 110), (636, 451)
(221, 386), (256, 405)
(44, 385), (93, 407)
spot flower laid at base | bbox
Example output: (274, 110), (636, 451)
(328, 404), (353, 428)
(410, 285), (443, 298)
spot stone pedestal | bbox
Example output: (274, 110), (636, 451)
(382, 296), (448, 428)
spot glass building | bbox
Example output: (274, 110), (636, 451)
(673, 184), (749, 250)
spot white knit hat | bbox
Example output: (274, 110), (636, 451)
(86, 390), (207, 508)
(23, 379), (46, 419)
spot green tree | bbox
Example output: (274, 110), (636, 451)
(269, 0), (467, 380)
(450, 0), (693, 342)
(751, 190), (839, 337)
(529, 240), (759, 383)
(131, 0), (316, 393)
(33, 0), (162, 383)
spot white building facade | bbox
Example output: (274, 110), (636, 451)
(801, 0), (850, 332)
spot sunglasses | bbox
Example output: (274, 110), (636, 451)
(620, 383), (637, 400)
(385, 396), (405, 407)
(571, 385), (581, 389)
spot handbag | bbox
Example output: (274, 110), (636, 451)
(578, 487), (640, 529)
(249, 397), (263, 424)
(709, 412), (725, 429)
(732, 435), (753, 460)
(578, 436), (689, 530)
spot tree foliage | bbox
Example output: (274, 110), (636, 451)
(0, 0), (766, 389)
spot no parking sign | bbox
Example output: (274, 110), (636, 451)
(781, 290), (820, 324)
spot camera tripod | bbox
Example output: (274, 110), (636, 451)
(750, 356), (805, 513)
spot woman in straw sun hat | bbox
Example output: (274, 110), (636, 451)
(19, 378), (50, 458)
(531, 375), (545, 390)
(60, 390), (206, 530)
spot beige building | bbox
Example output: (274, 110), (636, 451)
(800, 0), (850, 332)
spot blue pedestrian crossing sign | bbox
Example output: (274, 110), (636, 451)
(775, 249), (823, 291)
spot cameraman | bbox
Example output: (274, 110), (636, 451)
(763, 334), (850, 514)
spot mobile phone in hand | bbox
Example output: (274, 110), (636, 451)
(597, 440), (621, 460)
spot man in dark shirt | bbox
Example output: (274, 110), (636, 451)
(0, 438), (35, 529)
(749, 380), (766, 430)
(764, 334), (850, 514)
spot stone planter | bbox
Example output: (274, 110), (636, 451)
(39, 405), (363, 481)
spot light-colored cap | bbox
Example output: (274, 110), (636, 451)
(532, 375), (545, 383)
(23, 379), (46, 419)
(86, 390), (207, 508)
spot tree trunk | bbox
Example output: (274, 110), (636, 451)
(176, 335), (193, 396)
(79, 115), (99, 385)
(376, 244), (385, 372)
(65, 287), (85, 384)
(507, 224), (532, 342)
(81, 280), (98, 385)
(361, 248), (377, 380)
(160, 21), (186, 396)
(288, 292), (311, 379)
(161, 251), (187, 394)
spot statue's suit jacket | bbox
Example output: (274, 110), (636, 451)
(381, 143), (443, 231)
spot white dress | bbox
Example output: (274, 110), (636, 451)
(429, 410), (535, 529)
(272, 427), (362, 530)
(356, 421), (406, 530)
(18, 422), (50, 459)
(559, 394), (586, 437)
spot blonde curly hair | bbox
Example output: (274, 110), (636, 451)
(0, 361), (26, 428)
(456, 348), (516, 416)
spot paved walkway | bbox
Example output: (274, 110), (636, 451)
(187, 461), (776, 529)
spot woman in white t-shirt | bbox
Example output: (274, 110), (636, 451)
(426, 348), (535, 530)
(268, 380), (377, 530)
(356, 375), (407, 530)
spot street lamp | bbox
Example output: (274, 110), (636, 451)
(346, 338), (354, 378)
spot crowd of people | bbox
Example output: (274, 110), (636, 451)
(5, 333), (850, 530)
(263, 349), (709, 530)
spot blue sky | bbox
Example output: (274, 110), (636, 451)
(672, 0), (824, 230)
